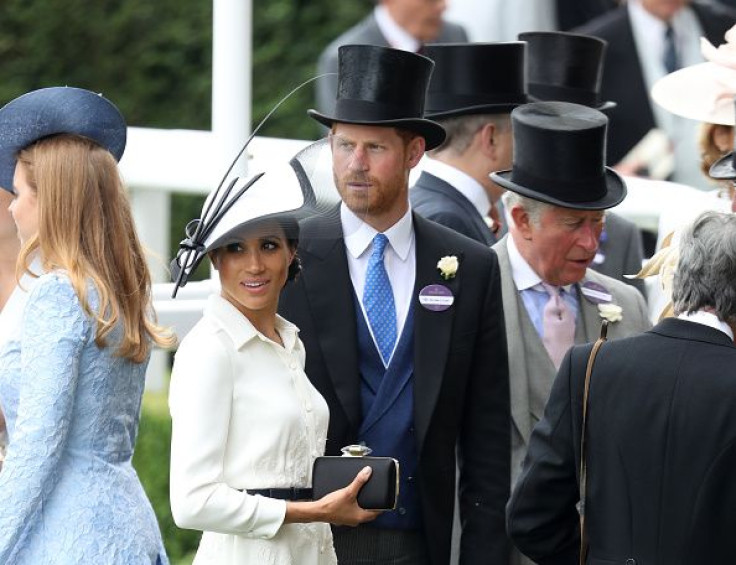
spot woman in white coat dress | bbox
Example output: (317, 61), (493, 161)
(168, 160), (378, 564)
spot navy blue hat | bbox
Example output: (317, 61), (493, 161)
(491, 101), (626, 210)
(0, 86), (127, 193)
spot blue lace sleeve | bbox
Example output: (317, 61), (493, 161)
(0, 274), (88, 562)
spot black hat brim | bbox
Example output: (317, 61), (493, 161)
(490, 167), (627, 210)
(709, 151), (736, 180)
(308, 109), (446, 150)
(426, 101), (526, 120)
(596, 100), (617, 112)
(0, 87), (126, 193)
(526, 94), (616, 112)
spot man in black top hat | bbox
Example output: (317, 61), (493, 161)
(410, 42), (528, 246)
(488, 102), (650, 565)
(520, 31), (647, 298)
(280, 44), (510, 565)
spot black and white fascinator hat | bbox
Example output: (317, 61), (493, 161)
(170, 138), (341, 297)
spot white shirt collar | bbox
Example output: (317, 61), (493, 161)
(628, 0), (668, 38)
(374, 5), (422, 52)
(506, 234), (573, 293)
(423, 158), (491, 219)
(677, 310), (735, 340)
(341, 203), (414, 261)
(207, 294), (300, 351)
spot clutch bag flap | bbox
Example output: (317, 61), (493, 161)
(312, 456), (399, 510)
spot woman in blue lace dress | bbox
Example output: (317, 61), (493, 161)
(0, 87), (174, 564)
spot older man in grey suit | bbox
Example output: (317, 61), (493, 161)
(519, 30), (647, 296)
(316, 0), (467, 114)
(490, 101), (651, 565)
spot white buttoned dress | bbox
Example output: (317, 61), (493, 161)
(169, 294), (336, 564)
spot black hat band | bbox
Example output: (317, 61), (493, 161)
(528, 82), (600, 108)
(334, 98), (424, 122)
(510, 166), (608, 203)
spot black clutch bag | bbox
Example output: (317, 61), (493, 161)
(312, 446), (399, 511)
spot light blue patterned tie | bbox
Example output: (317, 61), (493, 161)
(363, 233), (397, 365)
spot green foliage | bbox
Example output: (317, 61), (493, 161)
(251, 0), (372, 139)
(133, 392), (200, 562)
(0, 0), (213, 129)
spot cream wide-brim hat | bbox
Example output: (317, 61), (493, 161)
(651, 28), (736, 126)
(651, 62), (736, 126)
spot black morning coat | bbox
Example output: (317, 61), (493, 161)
(507, 317), (736, 565)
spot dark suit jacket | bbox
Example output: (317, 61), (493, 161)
(576, 2), (736, 164)
(279, 211), (510, 565)
(410, 171), (495, 246)
(555, 0), (617, 31)
(315, 13), (468, 114)
(589, 211), (645, 297)
(507, 318), (736, 565)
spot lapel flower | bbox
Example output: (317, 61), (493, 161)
(598, 302), (623, 323)
(437, 255), (459, 280)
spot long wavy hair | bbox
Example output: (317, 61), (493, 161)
(16, 134), (175, 362)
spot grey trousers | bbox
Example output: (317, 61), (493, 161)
(332, 526), (429, 565)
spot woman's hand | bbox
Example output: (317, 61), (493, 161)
(284, 466), (381, 526)
(316, 466), (381, 526)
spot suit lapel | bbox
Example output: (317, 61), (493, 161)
(412, 214), (457, 454)
(300, 216), (362, 430)
(494, 237), (533, 443)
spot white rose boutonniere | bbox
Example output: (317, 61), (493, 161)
(598, 302), (623, 323)
(437, 255), (459, 280)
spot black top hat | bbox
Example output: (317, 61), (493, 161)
(0, 86), (126, 192)
(308, 45), (446, 150)
(709, 98), (736, 180)
(490, 101), (626, 210)
(423, 42), (529, 120)
(518, 31), (615, 111)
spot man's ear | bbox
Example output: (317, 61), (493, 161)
(406, 135), (426, 168)
(510, 205), (534, 240)
(478, 122), (497, 159)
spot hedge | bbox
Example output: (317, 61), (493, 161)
(133, 392), (199, 564)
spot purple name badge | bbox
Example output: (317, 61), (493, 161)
(580, 280), (612, 305)
(418, 284), (454, 312)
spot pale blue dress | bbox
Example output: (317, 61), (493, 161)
(0, 272), (168, 564)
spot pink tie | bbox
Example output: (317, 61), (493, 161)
(542, 283), (575, 369)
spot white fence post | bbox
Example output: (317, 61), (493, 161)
(130, 187), (172, 392)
